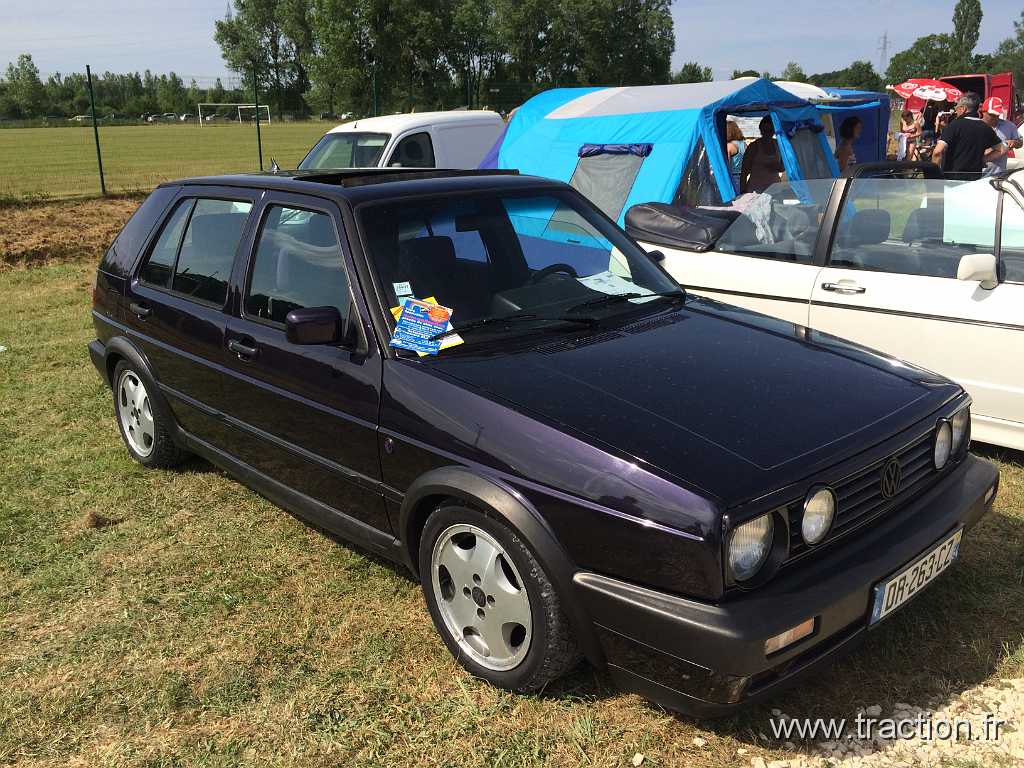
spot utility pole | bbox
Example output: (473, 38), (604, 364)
(878, 31), (890, 76)
(253, 60), (264, 171)
(85, 64), (106, 196)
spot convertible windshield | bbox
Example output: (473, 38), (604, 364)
(358, 190), (683, 341)
(299, 132), (390, 169)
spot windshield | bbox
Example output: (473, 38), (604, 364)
(299, 132), (390, 169)
(358, 190), (683, 345)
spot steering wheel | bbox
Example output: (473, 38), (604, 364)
(528, 263), (579, 284)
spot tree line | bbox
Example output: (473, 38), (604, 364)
(0, 54), (247, 120)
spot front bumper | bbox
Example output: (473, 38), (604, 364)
(574, 454), (999, 717)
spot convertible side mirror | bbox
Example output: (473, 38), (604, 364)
(285, 306), (342, 345)
(956, 253), (998, 289)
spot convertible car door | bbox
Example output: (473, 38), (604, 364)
(808, 175), (1024, 449)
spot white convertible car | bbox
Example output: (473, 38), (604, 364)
(626, 166), (1024, 450)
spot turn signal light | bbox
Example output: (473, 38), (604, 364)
(764, 618), (815, 655)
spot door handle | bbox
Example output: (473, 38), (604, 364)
(821, 281), (866, 295)
(228, 339), (259, 359)
(129, 301), (151, 318)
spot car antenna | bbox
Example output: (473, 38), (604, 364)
(269, 158), (280, 173)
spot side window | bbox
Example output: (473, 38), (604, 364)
(1000, 194), (1024, 283)
(245, 206), (351, 326)
(173, 199), (253, 305)
(388, 132), (435, 168)
(139, 199), (193, 287)
(829, 177), (998, 278)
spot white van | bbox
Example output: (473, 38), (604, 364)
(298, 110), (505, 171)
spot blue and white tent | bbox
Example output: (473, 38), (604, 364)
(481, 79), (840, 224)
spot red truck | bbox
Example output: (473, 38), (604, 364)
(906, 72), (1019, 120)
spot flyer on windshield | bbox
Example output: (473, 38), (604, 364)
(390, 298), (458, 355)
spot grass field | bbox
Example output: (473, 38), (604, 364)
(0, 123), (329, 201)
(1, 199), (1023, 767)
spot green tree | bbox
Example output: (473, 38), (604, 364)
(950, 0), (983, 71)
(731, 69), (761, 79)
(4, 53), (47, 117)
(809, 60), (884, 92)
(990, 11), (1024, 91)
(780, 61), (807, 82)
(672, 62), (712, 83)
(886, 33), (955, 84)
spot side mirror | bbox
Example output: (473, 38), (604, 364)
(647, 249), (666, 263)
(285, 306), (342, 345)
(956, 253), (998, 289)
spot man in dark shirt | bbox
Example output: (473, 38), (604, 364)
(932, 92), (1005, 174)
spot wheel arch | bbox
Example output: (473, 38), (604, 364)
(399, 465), (605, 667)
(102, 336), (179, 434)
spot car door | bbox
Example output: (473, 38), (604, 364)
(656, 179), (838, 327)
(808, 174), (1024, 447)
(125, 188), (257, 446)
(219, 192), (390, 533)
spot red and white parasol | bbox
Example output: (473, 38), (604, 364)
(891, 78), (962, 102)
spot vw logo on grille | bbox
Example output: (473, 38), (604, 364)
(880, 458), (903, 499)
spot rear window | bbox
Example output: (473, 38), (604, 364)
(136, 197), (253, 306)
(99, 186), (177, 277)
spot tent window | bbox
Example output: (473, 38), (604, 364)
(788, 128), (833, 180)
(673, 138), (724, 208)
(568, 149), (647, 221)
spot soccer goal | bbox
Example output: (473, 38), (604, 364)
(197, 103), (271, 126)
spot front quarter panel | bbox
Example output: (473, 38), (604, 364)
(380, 359), (724, 599)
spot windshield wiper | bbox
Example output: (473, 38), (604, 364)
(428, 312), (596, 343)
(567, 289), (686, 313)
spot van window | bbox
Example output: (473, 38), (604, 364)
(389, 132), (435, 168)
(172, 199), (253, 305)
(245, 206), (351, 325)
(299, 132), (390, 169)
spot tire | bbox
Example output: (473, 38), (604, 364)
(112, 360), (187, 469)
(419, 502), (581, 692)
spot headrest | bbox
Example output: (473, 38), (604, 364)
(304, 212), (337, 247)
(398, 236), (457, 277)
(845, 209), (891, 246)
(189, 213), (246, 252)
(404, 141), (424, 161)
(902, 207), (943, 243)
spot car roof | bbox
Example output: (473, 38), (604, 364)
(160, 168), (567, 205)
(326, 110), (503, 135)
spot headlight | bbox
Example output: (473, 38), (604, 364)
(951, 407), (970, 452)
(728, 514), (774, 581)
(934, 421), (952, 469)
(802, 487), (836, 546)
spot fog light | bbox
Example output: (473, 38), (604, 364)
(764, 618), (815, 656)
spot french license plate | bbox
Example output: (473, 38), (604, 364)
(870, 529), (963, 625)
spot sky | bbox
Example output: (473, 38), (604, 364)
(0, 0), (1022, 84)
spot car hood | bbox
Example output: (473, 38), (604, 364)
(427, 298), (961, 507)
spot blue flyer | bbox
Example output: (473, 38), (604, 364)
(389, 298), (454, 355)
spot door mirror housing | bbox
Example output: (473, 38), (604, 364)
(285, 306), (342, 345)
(956, 253), (998, 289)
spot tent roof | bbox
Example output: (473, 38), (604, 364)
(540, 79), (812, 120)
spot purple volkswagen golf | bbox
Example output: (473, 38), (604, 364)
(89, 169), (999, 716)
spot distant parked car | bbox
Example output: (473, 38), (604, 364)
(161, 112), (178, 122)
(88, 168), (998, 716)
(179, 113), (194, 122)
(630, 162), (1024, 450)
(69, 115), (89, 122)
(299, 110), (504, 171)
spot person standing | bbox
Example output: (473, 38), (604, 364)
(835, 117), (862, 171)
(740, 116), (785, 193)
(932, 92), (1005, 174)
(980, 96), (1022, 175)
(726, 120), (746, 188)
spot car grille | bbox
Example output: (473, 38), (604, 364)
(786, 431), (937, 561)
